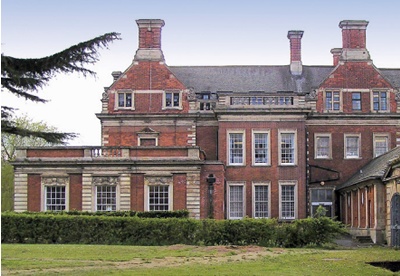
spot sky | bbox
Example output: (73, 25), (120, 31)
(2, 0), (400, 146)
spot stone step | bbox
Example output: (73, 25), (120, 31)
(354, 236), (373, 243)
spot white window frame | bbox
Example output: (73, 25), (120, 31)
(371, 90), (389, 112)
(227, 130), (246, 166)
(95, 185), (118, 211)
(252, 182), (271, 218)
(324, 90), (342, 112)
(279, 181), (298, 220)
(344, 133), (361, 159)
(163, 90), (183, 110)
(145, 184), (173, 211)
(252, 130), (270, 166)
(227, 182), (245, 219)
(373, 133), (390, 157)
(278, 130), (297, 166)
(314, 133), (332, 159)
(41, 176), (69, 212)
(114, 89), (135, 110)
(92, 176), (120, 212)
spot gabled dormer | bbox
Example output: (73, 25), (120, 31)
(316, 20), (398, 114)
(101, 19), (189, 115)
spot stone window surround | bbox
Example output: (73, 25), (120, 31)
(41, 176), (70, 212)
(114, 89), (135, 110)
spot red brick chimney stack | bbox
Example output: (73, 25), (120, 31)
(134, 19), (165, 61)
(330, 48), (342, 66)
(287, 30), (304, 76)
(339, 20), (370, 61)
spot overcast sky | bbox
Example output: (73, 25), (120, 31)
(2, 0), (400, 146)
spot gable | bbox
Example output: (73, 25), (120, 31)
(110, 61), (186, 91)
(320, 62), (394, 89)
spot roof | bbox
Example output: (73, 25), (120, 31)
(380, 68), (400, 88)
(337, 147), (400, 190)
(169, 65), (334, 93)
(169, 65), (400, 93)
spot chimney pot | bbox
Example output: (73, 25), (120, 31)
(330, 48), (342, 66)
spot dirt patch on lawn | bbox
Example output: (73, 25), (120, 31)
(2, 245), (285, 275)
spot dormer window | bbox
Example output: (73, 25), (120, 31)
(115, 90), (134, 110)
(164, 90), (182, 109)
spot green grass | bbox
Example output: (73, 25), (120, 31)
(2, 244), (400, 275)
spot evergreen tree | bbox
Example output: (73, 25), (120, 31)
(1, 32), (121, 143)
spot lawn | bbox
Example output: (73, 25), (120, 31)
(2, 244), (400, 275)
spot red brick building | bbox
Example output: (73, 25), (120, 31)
(13, 20), (400, 229)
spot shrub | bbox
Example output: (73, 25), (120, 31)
(1, 212), (345, 247)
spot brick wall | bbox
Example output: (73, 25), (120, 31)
(27, 175), (41, 211)
(104, 125), (192, 147)
(308, 124), (397, 187)
(200, 163), (225, 219)
(173, 174), (187, 210)
(218, 119), (307, 219)
(196, 126), (218, 160)
(130, 174), (144, 211)
(27, 149), (84, 158)
(69, 174), (82, 211)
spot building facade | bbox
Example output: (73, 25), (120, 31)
(13, 19), (400, 235)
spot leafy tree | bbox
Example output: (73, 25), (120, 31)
(1, 114), (63, 161)
(1, 32), (121, 144)
(1, 114), (70, 211)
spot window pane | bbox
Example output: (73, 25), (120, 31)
(281, 133), (295, 164)
(229, 185), (244, 218)
(254, 133), (268, 164)
(118, 93), (125, 107)
(173, 93), (180, 107)
(149, 185), (169, 211)
(325, 92), (332, 110)
(316, 136), (330, 158)
(352, 93), (361, 110)
(375, 136), (388, 157)
(45, 186), (66, 211)
(125, 93), (132, 107)
(96, 185), (117, 211)
(165, 93), (172, 107)
(346, 136), (359, 157)
(254, 185), (268, 218)
(281, 185), (295, 219)
(229, 133), (243, 164)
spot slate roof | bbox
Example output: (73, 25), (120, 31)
(337, 147), (400, 190)
(169, 65), (334, 93)
(169, 65), (400, 93)
(380, 68), (400, 88)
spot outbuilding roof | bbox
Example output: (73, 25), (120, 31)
(337, 146), (400, 190)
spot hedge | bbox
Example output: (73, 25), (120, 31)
(1, 212), (345, 247)
(16, 210), (189, 218)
